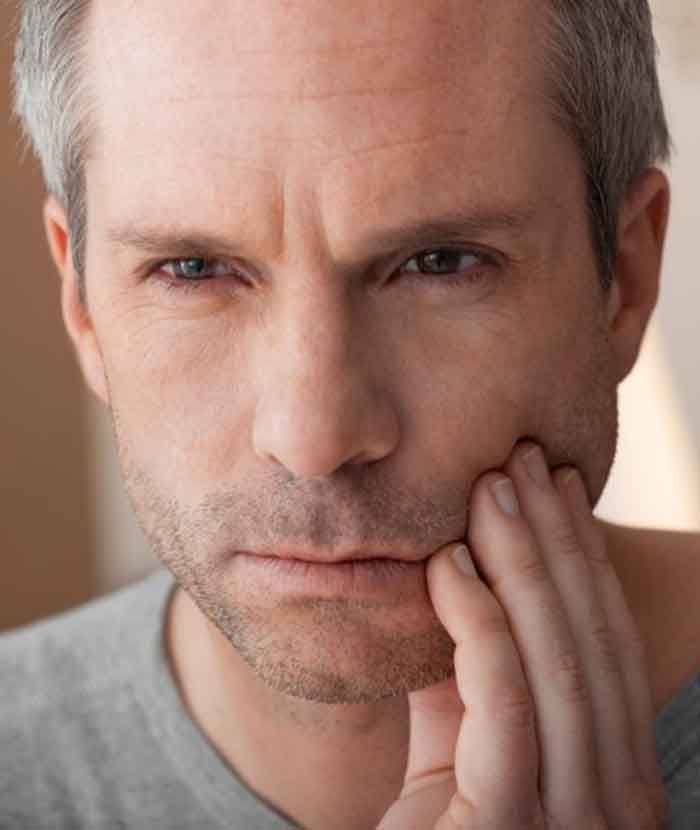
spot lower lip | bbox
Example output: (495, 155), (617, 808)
(232, 553), (425, 597)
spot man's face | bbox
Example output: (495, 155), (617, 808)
(81, 0), (620, 703)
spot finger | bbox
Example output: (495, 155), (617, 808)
(561, 469), (669, 826)
(403, 674), (463, 787)
(427, 500), (541, 828)
(506, 445), (638, 826)
(466, 471), (600, 825)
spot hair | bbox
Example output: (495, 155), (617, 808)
(11, 0), (671, 302)
(12, 0), (93, 300)
(542, 1), (672, 288)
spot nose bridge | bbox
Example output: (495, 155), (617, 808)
(252, 273), (398, 479)
(282, 274), (353, 380)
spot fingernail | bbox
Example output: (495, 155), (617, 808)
(561, 467), (589, 504)
(562, 467), (580, 486)
(451, 544), (477, 577)
(490, 477), (520, 516)
(521, 445), (549, 487)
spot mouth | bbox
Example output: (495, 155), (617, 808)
(238, 548), (425, 564)
(230, 551), (426, 597)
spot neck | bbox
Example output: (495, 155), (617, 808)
(165, 585), (409, 830)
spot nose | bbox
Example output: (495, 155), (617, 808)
(252, 285), (400, 479)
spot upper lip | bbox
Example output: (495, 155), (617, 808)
(239, 548), (425, 564)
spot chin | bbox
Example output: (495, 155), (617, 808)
(195, 581), (456, 704)
(237, 626), (457, 705)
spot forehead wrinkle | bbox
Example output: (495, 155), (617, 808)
(228, 32), (444, 56)
(117, 36), (458, 106)
(90, 0), (465, 116)
(320, 130), (471, 169)
(158, 76), (455, 104)
(320, 141), (514, 230)
(91, 149), (279, 179)
(89, 0), (540, 173)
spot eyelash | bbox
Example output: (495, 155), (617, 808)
(150, 247), (498, 296)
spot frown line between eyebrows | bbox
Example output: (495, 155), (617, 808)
(103, 204), (540, 267)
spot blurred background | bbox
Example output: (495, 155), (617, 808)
(1, 2), (699, 631)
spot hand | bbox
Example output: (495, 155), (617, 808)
(378, 442), (669, 829)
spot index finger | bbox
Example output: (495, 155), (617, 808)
(426, 481), (540, 827)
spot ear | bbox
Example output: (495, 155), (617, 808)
(43, 196), (110, 407)
(606, 167), (671, 382)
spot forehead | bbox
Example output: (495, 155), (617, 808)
(86, 0), (573, 252)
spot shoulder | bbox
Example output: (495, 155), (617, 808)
(0, 567), (174, 720)
(0, 569), (198, 828)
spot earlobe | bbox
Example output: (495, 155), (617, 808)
(43, 196), (110, 408)
(607, 168), (671, 382)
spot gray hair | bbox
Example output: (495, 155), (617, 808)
(543, 1), (672, 288)
(12, 1), (671, 301)
(12, 0), (93, 298)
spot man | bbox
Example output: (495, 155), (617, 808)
(2, 0), (699, 827)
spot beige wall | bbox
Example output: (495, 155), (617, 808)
(2, 3), (699, 625)
(0, 3), (94, 630)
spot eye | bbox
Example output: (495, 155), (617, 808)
(149, 247), (497, 297)
(150, 256), (248, 296)
(399, 248), (491, 284)
(160, 258), (229, 282)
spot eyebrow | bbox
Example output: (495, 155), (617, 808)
(104, 205), (538, 264)
(360, 206), (537, 255)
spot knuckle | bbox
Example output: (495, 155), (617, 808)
(491, 683), (536, 732)
(514, 553), (550, 585)
(589, 545), (615, 572)
(590, 624), (621, 675)
(549, 520), (583, 558)
(554, 648), (589, 704)
(625, 625), (648, 661)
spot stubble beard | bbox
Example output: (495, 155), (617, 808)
(104, 311), (618, 705)
(174, 573), (457, 704)
(109, 413), (457, 704)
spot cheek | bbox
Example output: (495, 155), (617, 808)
(407, 318), (543, 484)
(101, 312), (253, 487)
(412, 302), (616, 490)
(500, 307), (618, 494)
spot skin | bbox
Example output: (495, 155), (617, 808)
(378, 450), (670, 828)
(41, 0), (680, 827)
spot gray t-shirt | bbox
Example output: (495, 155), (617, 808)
(1, 568), (699, 829)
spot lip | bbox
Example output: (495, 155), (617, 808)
(230, 551), (426, 597)
(236, 548), (425, 564)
